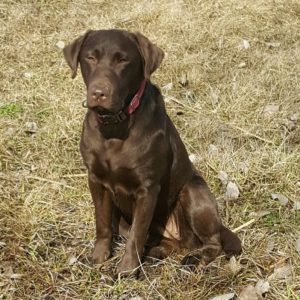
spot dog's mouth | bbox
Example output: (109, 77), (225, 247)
(87, 93), (134, 115)
(93, 106), (113, 115)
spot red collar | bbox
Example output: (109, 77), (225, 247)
(97, 79), (146, 125)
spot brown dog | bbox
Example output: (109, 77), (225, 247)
(63, 29), (241, 276)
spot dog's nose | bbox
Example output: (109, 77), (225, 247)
(92, 89), (107, 101)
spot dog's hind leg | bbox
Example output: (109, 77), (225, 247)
(179, 174), (241, 269)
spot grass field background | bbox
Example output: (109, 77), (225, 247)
(0, 0), (299, 299)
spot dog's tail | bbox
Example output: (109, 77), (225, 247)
(220, 225), (242, 255)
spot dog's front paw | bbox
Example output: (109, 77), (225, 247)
(91, 241), (111, 264)
(116, 256), (139, 278)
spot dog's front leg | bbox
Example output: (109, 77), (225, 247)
(116, 185), (160, 276)
(88, 174), (113, 264)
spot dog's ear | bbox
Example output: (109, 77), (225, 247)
(63, 31), (92, 79)
(133, 32), (164, 79)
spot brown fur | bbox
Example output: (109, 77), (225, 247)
(63, 29), (242, 277)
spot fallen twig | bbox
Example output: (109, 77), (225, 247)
(228, 123), (274, 145)
(27, 175), (75, 189)
(232, 218), (256, 233)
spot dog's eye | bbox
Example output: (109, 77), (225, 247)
(118, 57), (128, 63)
(87, 56), (96, 62)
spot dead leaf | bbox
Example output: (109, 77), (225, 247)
(266, 239), (275, 253)
(5, 127), (15, 136)
(239, 285), (258, 300)
(289, 113), (298, 122)
(271, 193), (289, 206)
(179, 73), (188, 87)
(283, 119), (297, 132)
(210, 89), (219, 106)
(263, 104), (279, 117)
(225, 256), (241, 275)
(208, 144), (218, 156)
(217, 171), (229, 187)
(225, 181), (239, 200)
(238, 161), (249, 173)
(210, 292), (235, 300)
(10, 274), (23, 279)
(249, 210), (270, 218)
(265, 42), (280, 48)
(268, 264), (292, 281)
(255, 279), (270, 296)
(162, 82), (173, 92)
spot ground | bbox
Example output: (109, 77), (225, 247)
(0, 0), (299, 299)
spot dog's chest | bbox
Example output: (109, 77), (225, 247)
(87, 138), (142, 193)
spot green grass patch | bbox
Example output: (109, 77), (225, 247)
(0, 103), (23, 117)
(263, 211), (281, 228)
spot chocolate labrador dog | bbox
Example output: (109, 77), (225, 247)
(63, 29), (241, 276)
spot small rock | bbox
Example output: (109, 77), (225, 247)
(68, 255), (77, 265)
(25, 122), (37, 134)
(238, 161), (249, 173)
(24, 72), (33, 78)
(295, 236), (300, 254)
(255, 279), (270, 296)
(239, 39), (250, 50)
(184, 90), (196, 100)
(10, 274), (23, 279)
(289, 113), (298, 122)
(164, 96), (172, 103)
(210, 293), (235, 300)
(6, 127), (15, 136)
(271, 193), (289, 206)
(218, 36), (224, 49)
(239, 285), (258, 300)
(283, 119), (297, 132)
(266, 239), (275, 253)
(217, 171), (229, 187)
(293, 201), (300, 211)
(162, 82), (173, 92)
(56, 40), (65, 49)
(179, 73), (188, 87)
(189, 154), (201, 163)
(210, 89), (219, 106)
(225, 181), (239, 200)
(263, 104), (279, 117)
(208, 144), (218, 156)
(238, 62), (247, 68)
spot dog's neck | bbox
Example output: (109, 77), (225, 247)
(97, 117), (132, 139)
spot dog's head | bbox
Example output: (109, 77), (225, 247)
(63, 29), (164, 113)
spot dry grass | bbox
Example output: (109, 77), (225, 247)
(0, 0), (299, 299)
